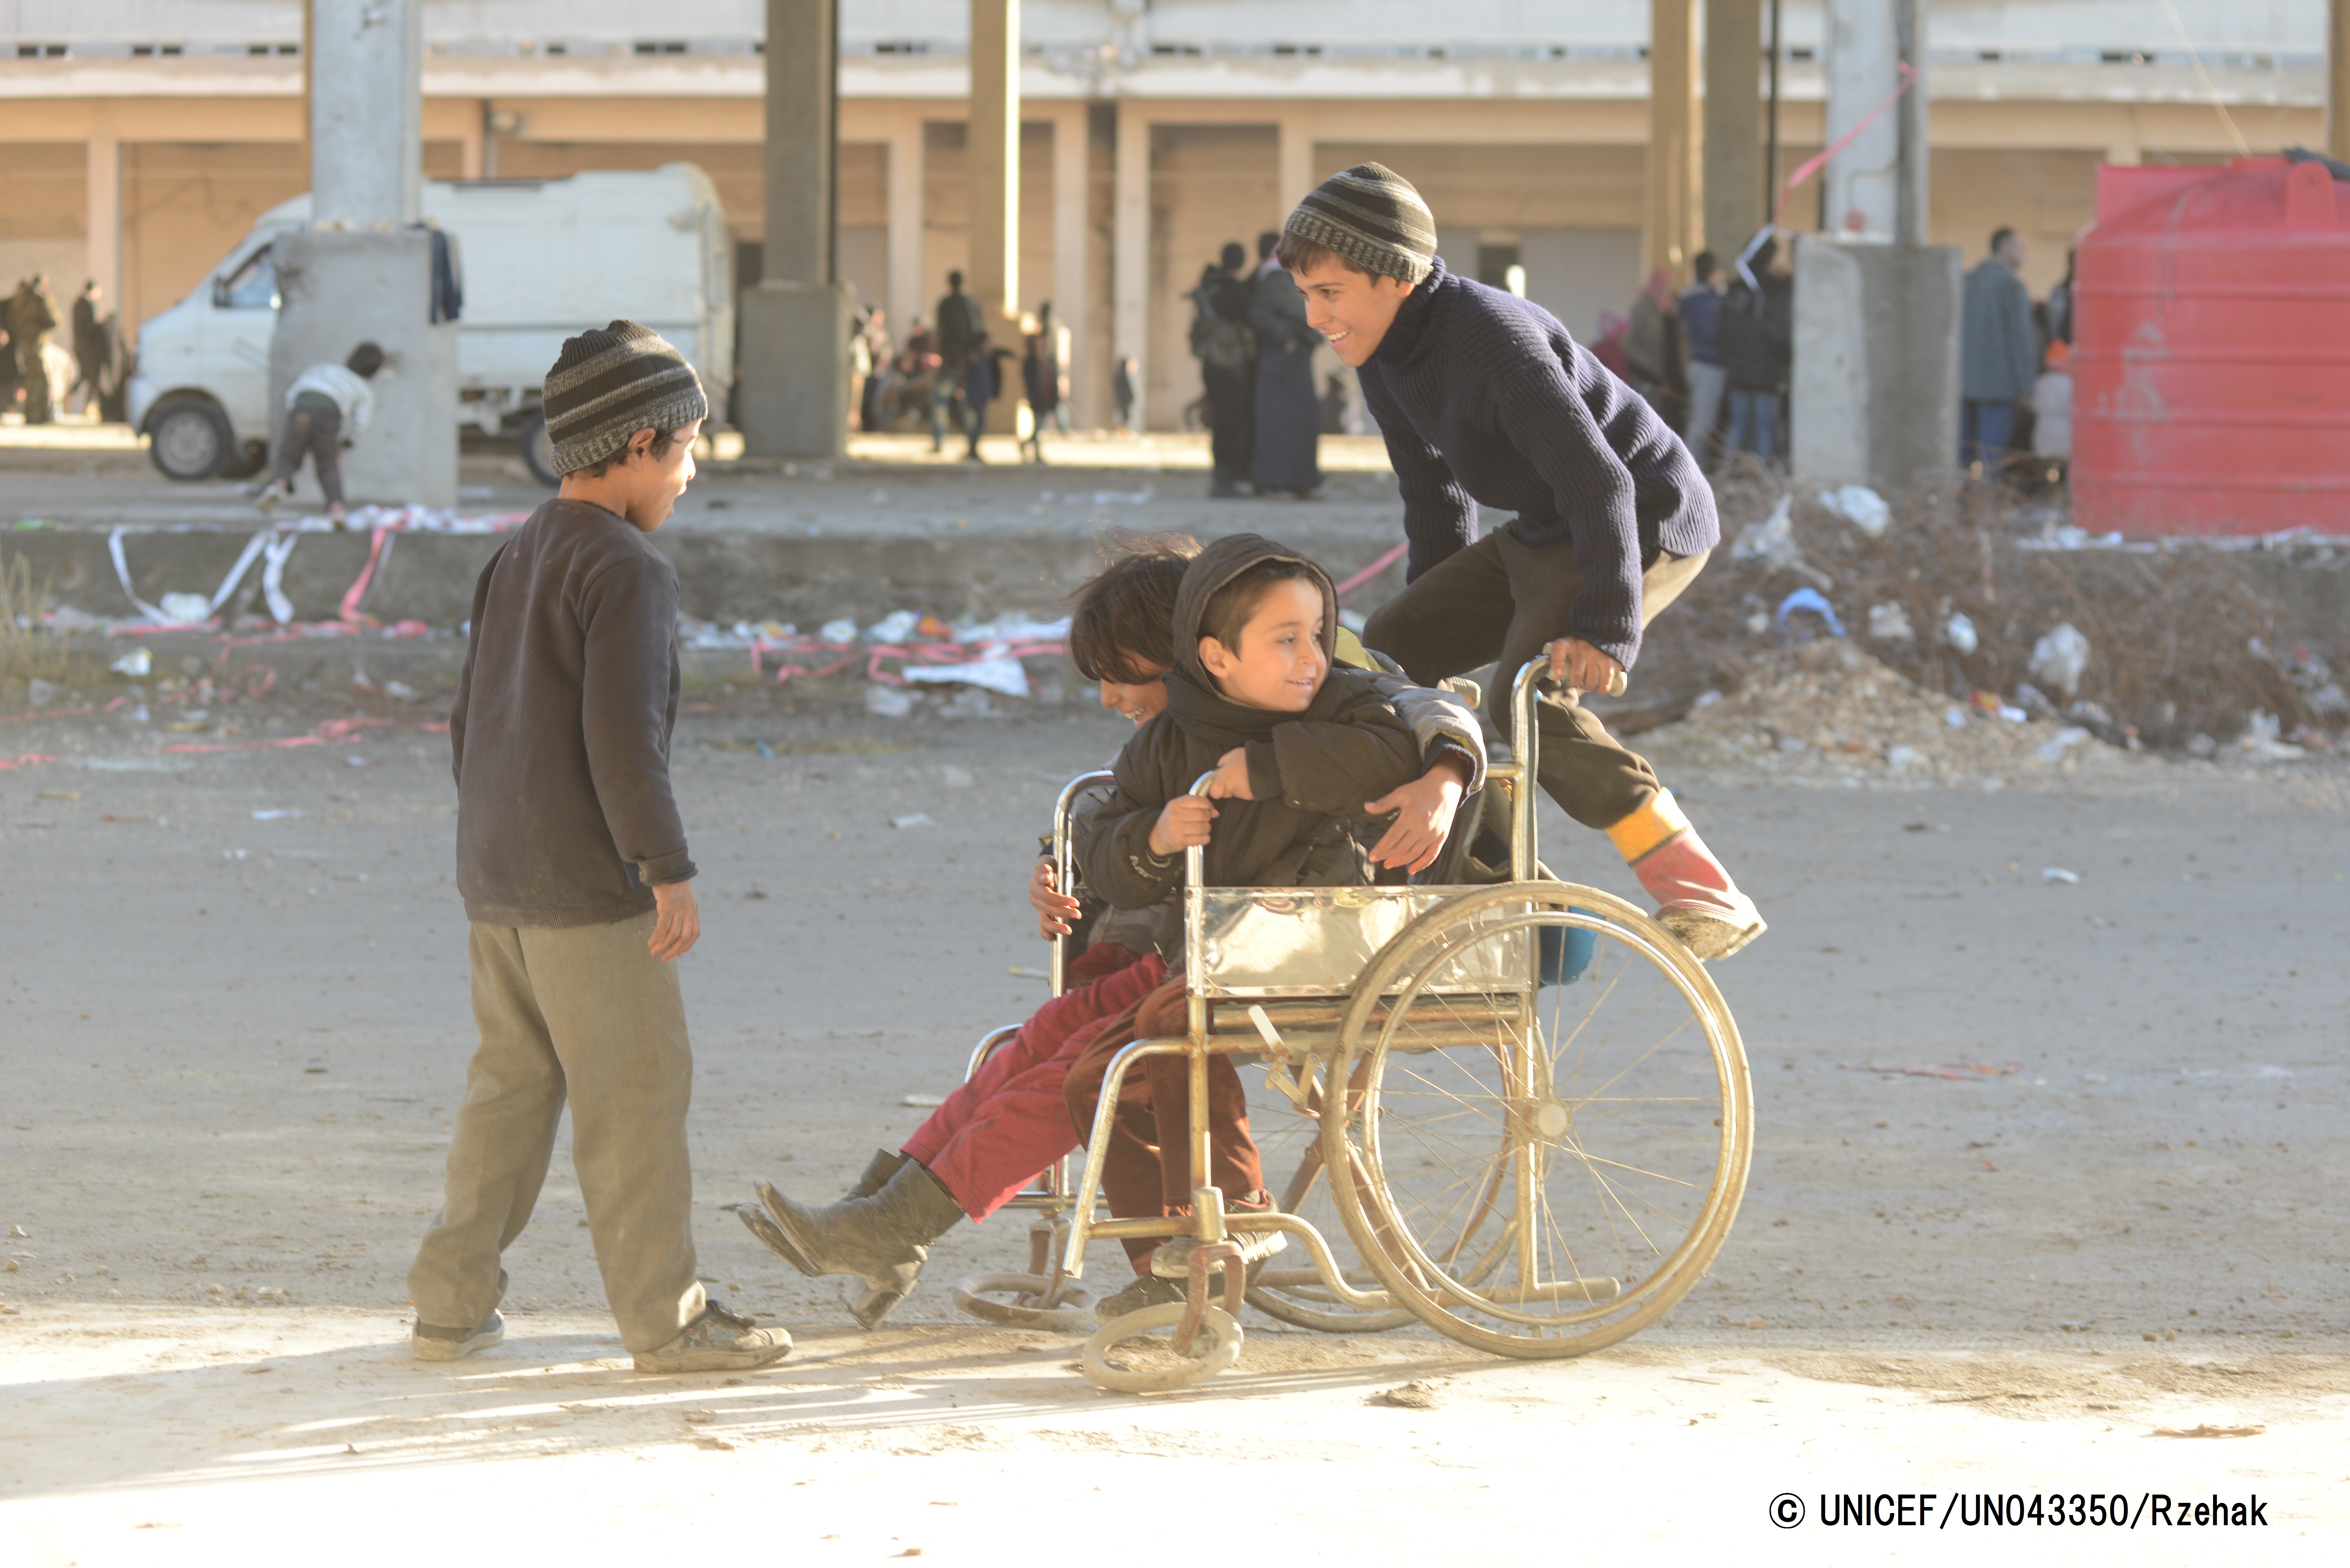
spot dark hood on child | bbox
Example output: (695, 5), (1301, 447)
(1162, 531), (1346, 750)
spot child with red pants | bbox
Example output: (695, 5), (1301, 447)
(740, 533), (1482, 1327)
(1062, 532), (1456, 1324)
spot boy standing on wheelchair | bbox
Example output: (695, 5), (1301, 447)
(1063, 532), (1436, 1323)
(1279, 163), (1766, 961)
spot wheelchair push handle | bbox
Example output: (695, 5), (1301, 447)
(1182, 769), (1219, 889)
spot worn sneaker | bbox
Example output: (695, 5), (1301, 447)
(1093, 1273), (1186, 1327)
(412, 1309), (504, 1362)
(633, 1300), (792, 1374)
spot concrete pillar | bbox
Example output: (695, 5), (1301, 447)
(85, 128), (121, 317)
(764, 0), (836, 289)
(2331, 0), (2350, 163)
(738, 0), (854, 457)
(1793, 2), (1953, 488)
(1113, 100), (1150, 429)
(310, 0), (422, 226)
(1823, 0), (1900, 239)
(272, 230), (458, 507)
(277, 2), (451, 505)
(968, 0), (1021, 331)
(885, 115), (924, 342)
(1790, 239), (1959, 488)
(1646, 0), (1702, 275)
(1704, 0), (1764, 255)
(1277, 114), (1316, 213)
(460, 103), (486, 181)
(1893, 0), (1930, 246)
(1051, 103), (1088, 421)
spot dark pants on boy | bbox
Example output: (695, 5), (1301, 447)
(1064, 978), (1262, 1272)
(1362, 531), (1709, 831)
(270, 394), (345, 507)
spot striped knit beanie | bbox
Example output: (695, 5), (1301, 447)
(1282, 163), (1437, 286)
(542, 319), (708, 475)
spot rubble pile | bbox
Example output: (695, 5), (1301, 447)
(1642, 639), (2136, 784)
(1686, 458), (2350, 752)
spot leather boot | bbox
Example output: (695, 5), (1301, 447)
(739, 1148), (908, 1277)
(1608, 791), (1767, 961)
(756, 1159), (967, 1330)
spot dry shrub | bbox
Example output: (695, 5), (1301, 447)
(1, 550), (73, 690)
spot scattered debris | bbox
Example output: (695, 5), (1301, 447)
(2028, 622), (2091, 699)
(1775, 587), (1846, 638)
(1374, 1380), (1442, 1410)
(1866, 602), (1914, 642)
(864, 687), (916, 719)
(890, 812), (934, 830)
(1818, 484), (1892, 538)
(2152, 1423), (2265, 1439)
(2042, 867), (2081, 884)
(1643, 641), (2136, 784)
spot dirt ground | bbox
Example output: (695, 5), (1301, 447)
(4, 646), (2348, 1561)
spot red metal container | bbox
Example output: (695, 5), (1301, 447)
(2071, 156), (2350, 536)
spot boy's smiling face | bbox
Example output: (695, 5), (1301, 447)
(1198, 577), (1327, 713)
(1291, 258), (1413, 367)
(1096, 659), (1170, 726)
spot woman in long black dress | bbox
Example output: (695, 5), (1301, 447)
(1250, 241), (1324, 497)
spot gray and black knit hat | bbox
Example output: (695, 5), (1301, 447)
(1282, 163), (1437, 286)
(542, 319), (708, 475)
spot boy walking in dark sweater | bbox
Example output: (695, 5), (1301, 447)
(407, 320), (787, 1374)
(1277, 164), (1766, 960)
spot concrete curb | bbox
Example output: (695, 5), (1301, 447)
(2, 522), (1418, 629)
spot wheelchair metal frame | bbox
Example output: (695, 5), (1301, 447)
(960, 662), (1747, 1385)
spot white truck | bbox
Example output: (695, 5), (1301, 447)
(127, 163), (734, 485)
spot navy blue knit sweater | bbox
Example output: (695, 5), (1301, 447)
(1358, 258), (1719, 668)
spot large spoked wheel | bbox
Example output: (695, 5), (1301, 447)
(1322, 883), (1751, 1360)
(1240, 1048), (1505, 1334)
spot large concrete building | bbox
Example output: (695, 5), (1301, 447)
(1, 1), (2331, 427)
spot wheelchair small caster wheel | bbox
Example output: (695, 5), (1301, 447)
(951, 1271), (1097, 1333)
(1079, 1302), (1242, 1393)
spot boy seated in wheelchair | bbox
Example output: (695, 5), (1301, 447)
(739, 533), (1482, 1329)
(1064, 531), (1473, 1324)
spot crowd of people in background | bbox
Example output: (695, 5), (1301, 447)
(831, 225), (2078, 489)
(844, 275), (1075, 465)
(2, 274), (127, 426)
(1599, 224), (2075, 490)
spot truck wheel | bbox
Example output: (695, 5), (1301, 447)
(518, 411), (560, 487)
(148, 399), (233, 481)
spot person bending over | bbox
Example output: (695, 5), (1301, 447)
(256, 342), (383, 528)
(1277, 162), (1765, 960)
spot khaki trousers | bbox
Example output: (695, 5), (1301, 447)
(1362, 531), (1710, 830)
(407, 911), (704, 1353)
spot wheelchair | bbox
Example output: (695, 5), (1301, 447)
(951, 664), (1753, 1392)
